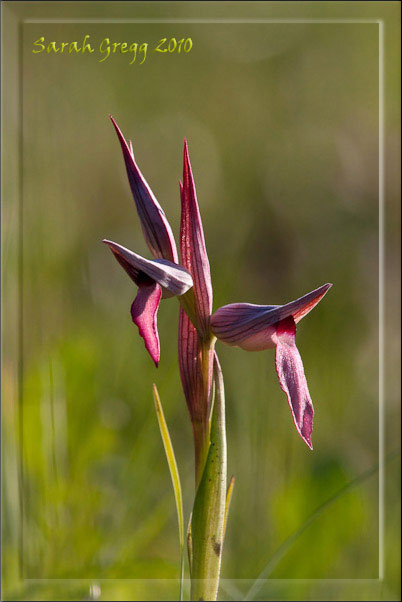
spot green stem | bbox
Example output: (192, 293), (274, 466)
(193, 418), (210, 489)
(194, 335), (216, 489)
(190, 354), (227, 601)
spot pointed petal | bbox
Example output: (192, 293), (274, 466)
(180, 141), (213, 336)
(103, 239), (193, 296)
(285, 283), (332, 324)
(273, 317), (314, 449)
(211, 283), (332, 350)
(110, 116), (178, 263)
(131, 282), (162, 366)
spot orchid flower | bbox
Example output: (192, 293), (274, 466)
(104, 119), (333, 601)
(103, 239), (192, 367)
(210, 283), (332, 449)
(104, 118), (193, 366)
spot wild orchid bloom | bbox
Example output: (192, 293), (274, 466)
(105, 121), (333, 601)
(104, 118), (192, 366)
(103, 240), (192, 367)
(210, 283), (332, 449)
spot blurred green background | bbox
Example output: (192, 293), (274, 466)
(2, 2), (400, 601)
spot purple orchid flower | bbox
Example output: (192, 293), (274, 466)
(105, 119), (194, 367)
(103, 240), (193, 367)
(210, 283), (332, 449)
(104, 122), (334, 599)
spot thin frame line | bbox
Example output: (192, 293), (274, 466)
(378, 18), (385, 582)
(17, 16), (25, 581)
(16, 16), (385, 583)
(23, 577), (383, 583)
(23, 18), (382, 24)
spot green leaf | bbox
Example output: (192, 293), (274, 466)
(190, 353), (227, 601)
(152, 384), (185, 601)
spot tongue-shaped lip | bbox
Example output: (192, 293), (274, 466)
(131, 282), (162, 367)
(273, 316), (314, 449)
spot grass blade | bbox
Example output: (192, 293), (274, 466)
(152, 384), (184, 601)
(223, 475), (235, 540)
(244, 458), (387, 601)
(187, 511), (193, 576)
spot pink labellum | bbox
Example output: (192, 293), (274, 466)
(211, 283), (332, 449)
(180, 141), (213, 336)
(131, 282), (162, 367)
(110, 116), (178, 264)
(210, 283), (332, 349)
(273, 317), (314, 449)
(103, 239), (193, 366)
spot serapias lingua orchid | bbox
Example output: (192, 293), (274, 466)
(210, 283), (332, 449)
(103, 240), (192, 367)
(104, 120), (334, 600)
(104, 118), (192, 367)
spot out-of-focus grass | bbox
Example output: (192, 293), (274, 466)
(2, 1), (400, 600)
